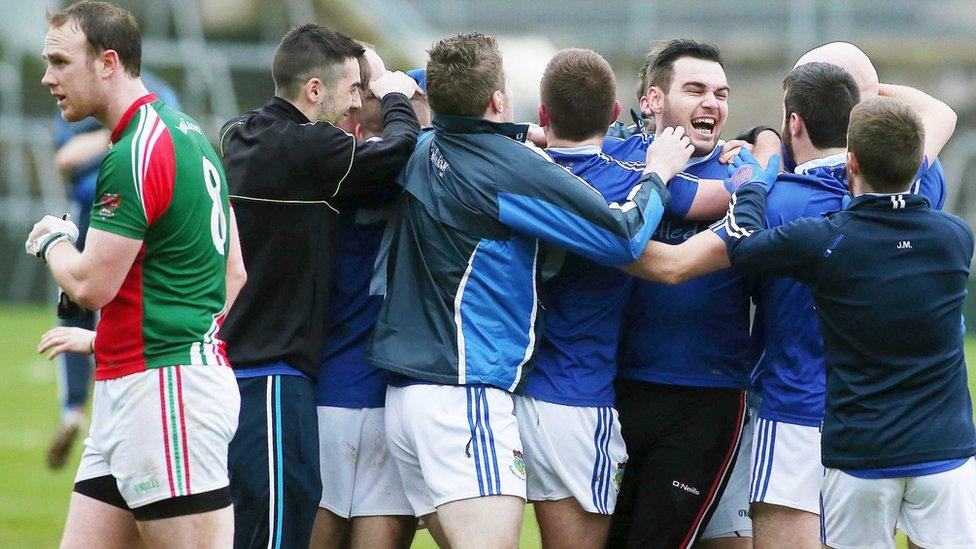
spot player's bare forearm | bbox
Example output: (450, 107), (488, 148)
(623, 230), (730, 284)
(878, 83), (956, 160)
(225, 208), (247, 312)
(683, 178), (731, 220)
(46, 228), (141, 310)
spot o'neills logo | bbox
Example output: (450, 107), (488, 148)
(672, 480), (700, 495)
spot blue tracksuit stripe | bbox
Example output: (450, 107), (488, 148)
(759, 420), (777, 501)
(600, 408), (613, 513)
(480, 389), (502, 494)
(590, 407), (605, 512)
(466, 387), (486, 495)
(750, 418), (769, 501)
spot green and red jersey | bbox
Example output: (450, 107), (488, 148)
(90, 93), (231, 380)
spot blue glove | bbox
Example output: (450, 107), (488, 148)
(727, 150), (780, 192)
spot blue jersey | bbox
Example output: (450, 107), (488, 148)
(609, 135), (753, 389)
(314, 208), (393, 408)
(522, 145), (702, 407)
(724, 183), (974, 470)
(754, 153), (948, 425)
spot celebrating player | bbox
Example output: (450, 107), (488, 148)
(605, 40), (777, 549)
(309, 45), (417, 549)
(515, 47), (731, 549)
(366, 32), (691, 549)
(218, 24), (420, 549)
(722, 97), (976, 549)
(31, 2), (245, 547)
(627, 53), (959, 549)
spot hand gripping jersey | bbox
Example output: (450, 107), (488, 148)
(605, 134), (753, 389)
(749, 153), (949, 426)
(522, 145), (705, 407)
(366, 115), (670, 390)
(89, 93), (231, 380)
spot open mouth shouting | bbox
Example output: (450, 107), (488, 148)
(52, 92), (67, 108)
(691, 116), (717, 137)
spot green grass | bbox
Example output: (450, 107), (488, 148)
(1, 303), (974, 547)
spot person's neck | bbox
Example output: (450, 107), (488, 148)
(793, 144), (846, 168)
(97, 77), (150, 133)
(547, 134), (604, 149)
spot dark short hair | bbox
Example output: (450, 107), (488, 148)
(848, 97), (923, 193)
(636, 39), (723, 101)
(48, 1), (142, 78)
(273, 23), (364, 100)
(541, 49), (616, 141)
(783, 62), (860, 149)
(426, 33), (504, 117)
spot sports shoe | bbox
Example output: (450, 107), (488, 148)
(46, 410), (84, 470)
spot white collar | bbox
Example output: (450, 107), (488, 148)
(684, 140), (724, 170)
(794, 152), (847, 174)
(547, 144), (601, 155)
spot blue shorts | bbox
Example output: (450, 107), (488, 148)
(228, 374), (321, 548)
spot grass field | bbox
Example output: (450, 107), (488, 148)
(1, 303), (973, 548)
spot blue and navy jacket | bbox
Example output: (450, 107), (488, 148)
(747, 154), (947, 426)
(314, 208), (393, 408)
(724, 182), (976, 469)
(522, 145), (703, 407)
(605, 134), (753, 389)
(366, 115), (670, 390)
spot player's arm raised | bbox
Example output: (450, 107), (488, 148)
(878, 83), (957, 161)
(493, 126), (691, 267)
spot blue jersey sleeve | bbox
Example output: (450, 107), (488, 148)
(494, 146), (670, 267)
(912, 156), (946, 210)
(665, 172), (700, 219)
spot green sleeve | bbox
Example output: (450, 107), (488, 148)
(88, 146), (147, 240)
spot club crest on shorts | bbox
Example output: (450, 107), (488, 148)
(510, 449), (526, 480)
(614, 459), (627, 489)
(96, 192), (122, 218)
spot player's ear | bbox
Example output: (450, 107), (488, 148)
(610, 99), (622, 123)
(489, 89), (505, 115)
(789, 112), (804, 137)
(354, 122), (364, 140)
(847, 151), (859, 175)
(645, 86), (665, 115)
(538, 103), (549, 127)
(97, 49), (120, 79)
(305, 78), (322, 104)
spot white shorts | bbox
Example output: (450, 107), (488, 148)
(701, 411), (754, 540)
(76, 365), (240, 508)
(513, 396), (626, 515)
(822, 458), (976, 549)
(385, 384), (526, 517)
(317, 406), (412, 518)
(750, 417), (822, 514)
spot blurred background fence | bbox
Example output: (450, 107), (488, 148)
(2, 0), (976, 302)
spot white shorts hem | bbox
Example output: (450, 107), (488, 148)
(126, 480), (230, 510)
